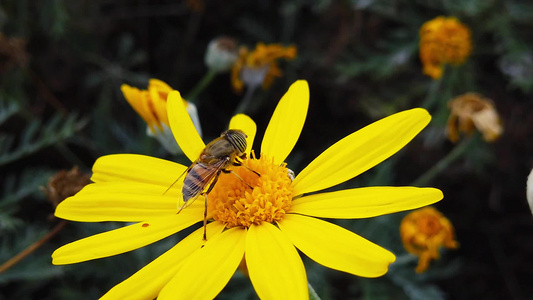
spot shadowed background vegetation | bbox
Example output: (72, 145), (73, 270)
(1, 1), (532, 299)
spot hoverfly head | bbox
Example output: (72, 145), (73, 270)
(223, 129), (247, 154)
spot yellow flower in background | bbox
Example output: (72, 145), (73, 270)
(231, 42), (297, 93)
(52, 80), (443, 299)
(446, 93), (503, 143)
(419, 16), (472, 79)
(121, 79), (202, 154)
(400, 207), (459, 273)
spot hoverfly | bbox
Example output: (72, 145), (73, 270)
(166, 129), (259, 240)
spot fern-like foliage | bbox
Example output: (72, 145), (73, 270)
(0, 113), (87, 167)
(0, 99), (20, 126)
(0, 168), (55, 213)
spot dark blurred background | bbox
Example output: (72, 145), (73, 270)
(1, 1), (532, 299)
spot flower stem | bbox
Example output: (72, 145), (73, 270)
(421, 77), (442, 110)
(233, 84), (258, 115)
(308, 282), (321, 300)
(185, 68), (218, 103)
(411, 136), (475, 187)
(0, 220), (67, 274)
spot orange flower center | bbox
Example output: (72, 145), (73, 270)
(208, 153), (294, 228)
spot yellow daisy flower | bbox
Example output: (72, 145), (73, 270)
(231, 43), (297, 93)
(419, 16), (472, 79)
(52, 80), (443, 299)
(121, 79), (202, 154)
(400, 207), (459, 273)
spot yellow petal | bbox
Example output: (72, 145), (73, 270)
(149, 86), (170, 127)
(246, 222), (308, 300)
(121, 84), (155, 129)
(101, 222), (225, 300)
(278, 214), (396, 278)
(291, 187), (443, 219)
(148, 78), (173, 92)
(158, 227), (246, 300)
(52, 209), (203, 265)
(139, 91), (159, 129)
(292, 108), (431, 195)
(167, 90), (205, 162)
(54, 182), (206, 222)
(261, 80), (309, 164)
(91, 154), (187, 187)
(229, 114), (257, 155)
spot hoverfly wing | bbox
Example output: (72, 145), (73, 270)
(163, 161), (198, 197)
(177, 159), (227, 211)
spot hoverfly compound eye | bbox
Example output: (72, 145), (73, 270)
(226, 130), (247, 153)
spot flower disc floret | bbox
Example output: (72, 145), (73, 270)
(208, 153), (293, 228)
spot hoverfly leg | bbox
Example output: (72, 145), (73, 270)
(246, 165), (261, 177)
(176, 201), (188, 214)
(203, 193), (208, 241)
(201, 169), (223, 241)
(222, 169), (257, 189)
(233, 157), (261, 177)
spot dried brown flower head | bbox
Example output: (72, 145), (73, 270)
(446, 93), (503, 143)
(0, 33), (29, 73)
(44, 166), (91, 207)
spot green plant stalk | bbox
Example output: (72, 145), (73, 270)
(421, 76), (442, 110)
(308, 281), (321, 300)
(185, 68), (218, 102)
(412, 136), (476, 187)
(233, 84), (258, 116)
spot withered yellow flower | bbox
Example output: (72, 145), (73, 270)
(419, 16), (472, 79)
(446, 93), (503, 143)
(400, 207), (459, 273)
(231, 43), (296, 93)
(121, 79), (202, 154)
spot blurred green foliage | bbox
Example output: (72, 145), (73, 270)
(0, 0), (532, 299)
